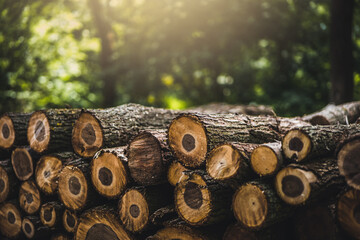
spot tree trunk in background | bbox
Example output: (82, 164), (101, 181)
(330, 0), (354, 104)
(88, 0), (116, 107)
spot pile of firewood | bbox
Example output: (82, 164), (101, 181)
(0, 102), (359, 240)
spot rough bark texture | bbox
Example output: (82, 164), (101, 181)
(22, 215), (51, 239)
(0, 112), (31, 150)
(188, 103), (275, 116)
(0, 159), (19, 203)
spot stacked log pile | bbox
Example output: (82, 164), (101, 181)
(0, 102), (359, 239)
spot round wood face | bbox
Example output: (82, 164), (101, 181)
(153, 227), (205, 240)
(0, 166), (9, 203)
(251, 146), (278, 176)
(11, 148), (33, 181)
(63, 209), (78, 233)
(0, 116), (15, 149)
(282, 130), (311, 162)
(167, 161), (188, 186)
(0, 203), (21, 238)
(27, 112), (50, 153)
(19, 180), (41, 214)
(22, 217), (35, 238)
(338, 139), (360, 190)
(337, 189), (360, 238)
(36, 156), (63, 194)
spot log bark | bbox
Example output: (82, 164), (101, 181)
(72, 103), (180, 157)
(40, 201), (64, 229)
(0, 159), (19, 203)
(118, 185), (172, 233)
(232, 180), (293, 230)
(27, 109), (81, 153)
(0, 112), (30, 150)
(91, 147), (129, 198)
(35, 152), (79, 195)
(168, 113), (281, 168)
(0, 200), (22, 239)
(250, 142), (283, 177)
(11, 147), (39, 181)
(188, 103), (275, 116)
(303, 102), (360, 125)
(275, 158), (345, 205)
(175, 171), (233, 225)
(19, 180), (41, 215)
(282, 124), (360, 162)
(63, 209), (79, 233)
(75, 205), (133, 240)
(22, 215), (51, 239)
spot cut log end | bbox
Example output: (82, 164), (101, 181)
(275, 167), (316, 205)
(63, 209), (78, 233)
(19, 180), (41, 214)
(167, 161), (188, 186)
(251, 144), (281, 176)
(151, 227), (206, 240)
(338, 138), (360, 190)
(75, 207), (131, 240)
(118, 189), (149, 232)
(27, 111), (50, 153)
(206, 144), (242, 180)
(0, 115), (15, 149)
(0, 166), (10, 203)
(168, 115), (207, 168)
(22, 217), (35, 239)
(337, 189), (360, 239)
(175, 173), (211, 225)
(58, 165), (88, 211)
(0, 202), (22, 238)
(232, 183), (268, 229)
(91, 152), (127, 198)
(40, 202), (61, 227)
(11, 147), (34, 181)
(72, 112), (103, 158)
(35, 156), (63, 195)
(128, 131), (164, 185)
(308, 115), (331, 125)
(282, 130), (311, 162)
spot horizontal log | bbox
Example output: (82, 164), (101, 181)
(250, 142), (283, 177)
(188, 103), (275, 116)
(22, 215), (51, 239)
(0, 112), (31, 150)
(19, 180), (41, 215)
(0, 159), (19, 203)
(147, 226), (208, 240)
(50, 233), (72, 240)
(0, 200), (22, 239)
(11, 147), (39, 181)
(167, 161), (188, 186)
(40, 201), (64, 229)
(63, 209), (78, 233)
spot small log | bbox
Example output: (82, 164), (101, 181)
(63, 209), (79, 233)
(27, 109), (81, 153)
(19, 180), (41, 215)
(167, 161), (188, 186)
(75, 205), (133, 240)
(11, 147), (39, 181)
(91, 147), (129, 198)
(58, 158), (97, 211)
(282, 124), (360, 162)
(168, 113), (281, 168)
(175, 171), (233, 225)
(275, 158), (344, 205)
(0, 201), (22, 239)
(336, 188), (360, 239)
(22, 215), (51, 239)
(128, 130), (172, 186)
(232, 180), (292, 230)
(303, 101), (360, 125)
(72, 103), (179, 158)
(40, 201), (64, 228)
(337, 136), (360, 190)
(35, 152), (78, 195)
(188, 103), (275, 116)
(0, 159), (19, 203)
(118, 185), (172, 233)
(0, 113), (30, 150)
(147, 226), (208, 240)
(250, 142), (283, 177)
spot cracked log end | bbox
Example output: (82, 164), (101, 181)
(338, 138), (360, 190)
(72, 112), (103, 158)
(275, 167), (316, 205)
(63, 209), (78, 233)
(0, 115), (15, 149)
(91, 152), (127, 198)
(175, 173), (211, 225)
(19, 180), (41, 215)
(0, 166), (10, 203)
(337, 189), (360, 239)
(36, 156), (63, 195)
(118, 188), (149, 232)
(0, 202), (22, 238)
(75, 208), (131, 240)
(206, 144), (241, 180)
(22, 217), (36, 239)
(167, 161), (188, 186)
(27, 111), (50, 153)
(151, 227), (206, 240)
(11, 147), (34, 181)
(232, 183), (268, 229)
(58, 165), (88, 211)
(251, 143), (282, 177)
(168, 115), (207, 168)
(282, 130), (311, 162)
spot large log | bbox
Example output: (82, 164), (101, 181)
(147, 226), (208, 240)
(303, 101), (360, 125)
(75, 206), (133, 240)
(22, 215), (51, 239)
(168, 113), (281, 168)
(250, 142), (283, 177)
(27, 109), (81, 153)
(19, 180), (41, 215)
(188, 103), (275, 116)
(63, 209), (79, 233)
(275, 158), (344, 205)
(282, 124), (360, 162)
(35, 152), (78, 195)
(72, 103), (179, 157)
(51, 233), (72, 240)
(91, 147), (129, 198)
(0, 159), (19, 203)
(40, 201), (64, 229)
(175, 171), (233, 225)
(11, 147), (39, 181)
(0, 112), (30, 150)
(0, 201), (22, 239)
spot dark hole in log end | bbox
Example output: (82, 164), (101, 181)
(44, 170), (50, 178)
(2, 123), (10, 139)
(7, 212), (15, 224)
(182, 134), (195, 152)
(289, 137), (304, 152)
(99, 167), (113, 186)
(0, 179), (5, 193)
(66, 212), (76, 228)
(25, 192), (33, 204)
(281, 175), (304, 198)
(44, 208), (52, 222)
(81, 123), (96, 145)
(24, 222), (32, 233)
(184, 182), (203, 209)
(85, 223), (119, 240)
(129, 204), (140, 218)
(69, 176), (81, 195)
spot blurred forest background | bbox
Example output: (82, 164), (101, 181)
(1, 0), (359, 116)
